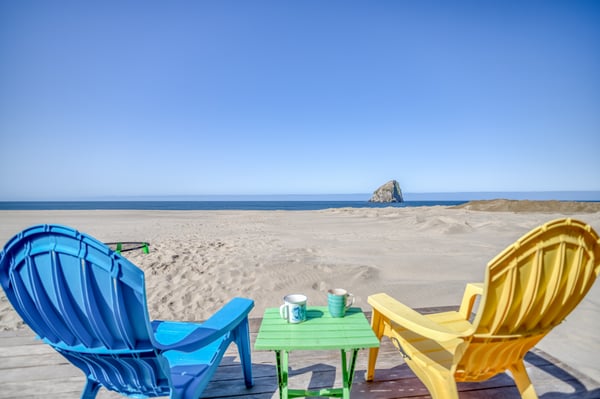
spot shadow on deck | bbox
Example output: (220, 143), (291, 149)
(1, 308), (599, 399)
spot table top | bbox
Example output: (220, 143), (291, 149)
(254, 307), (380, 351)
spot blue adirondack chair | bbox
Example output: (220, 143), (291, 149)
(0, 224), (254, 398)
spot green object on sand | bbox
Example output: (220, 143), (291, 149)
(105, 241), (150, 254)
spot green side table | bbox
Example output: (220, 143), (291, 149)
(254, 306), (380, 399)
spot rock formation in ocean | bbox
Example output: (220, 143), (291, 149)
(369, 180), (404, 203)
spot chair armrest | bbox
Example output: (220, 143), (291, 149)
(458, 283), (483, 320)
(368, 293), (471, 342)
(152, 297), (254, 352)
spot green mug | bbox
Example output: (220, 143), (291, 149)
(328, 288), (355, 318)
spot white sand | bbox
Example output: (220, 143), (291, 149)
(1, 205), (599, 381)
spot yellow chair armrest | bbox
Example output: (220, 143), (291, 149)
(368, 293), (471, 342)
(458, 283), (484, 319)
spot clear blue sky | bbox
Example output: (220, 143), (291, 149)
(1, 1), (599, 200)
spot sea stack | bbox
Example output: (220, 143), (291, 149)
(369, 180), (404, 203)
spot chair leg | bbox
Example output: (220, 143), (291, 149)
(367, 309), (384, 381)
(509, 360), (539, 399)
(80, 378), (100, 399)
(235, 317), (254, 388)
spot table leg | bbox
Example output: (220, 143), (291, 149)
(340, 349), (359, 399)
(275, 350), (289, 399)
(275, 348), (361, 399)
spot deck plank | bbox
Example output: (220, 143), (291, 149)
(1, 308), (599, 399)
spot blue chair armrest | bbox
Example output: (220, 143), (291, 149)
(152, 297), (254, 352)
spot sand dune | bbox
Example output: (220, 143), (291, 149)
(454, 199), (600, 213)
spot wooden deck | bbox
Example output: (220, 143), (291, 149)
(1, 307), (599, 399)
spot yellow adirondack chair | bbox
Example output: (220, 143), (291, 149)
(366, 218), (600, 399)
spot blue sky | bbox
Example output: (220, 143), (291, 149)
(1, 1), (599, 200)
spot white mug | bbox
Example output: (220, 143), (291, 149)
(280, 294), (307, 323)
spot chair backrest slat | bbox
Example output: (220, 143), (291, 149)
(10, 256), (60, 342)
(29, 254), (79, 344)
(80, 258), (118, 348)
(111, 274), (139, 350)
(488, 265), (517, 334)
(51, 251), (96, 347)
(511, 249), (542, 329)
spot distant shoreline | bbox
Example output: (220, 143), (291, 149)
(0, 200), (463, 211)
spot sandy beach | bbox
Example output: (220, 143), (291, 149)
(1, 201), (599, 382)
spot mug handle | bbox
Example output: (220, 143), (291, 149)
(345, 293), (355, 310)
(280, 304), (288, 320)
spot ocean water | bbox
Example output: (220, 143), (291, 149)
(1, 192), (598, 211)
(0, 200), (467, 211)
